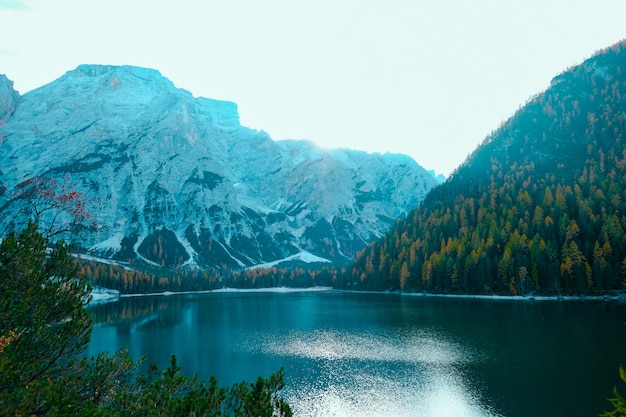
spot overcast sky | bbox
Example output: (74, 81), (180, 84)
(1, 0), (625, 176)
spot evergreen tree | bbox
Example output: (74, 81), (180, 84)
(343, 39), (626, 296)
(0, 221), (92, 415)
(0, 223), (293, 416)
(600, 366), (626, 417)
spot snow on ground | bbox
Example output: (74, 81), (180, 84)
(119, 286), (333, 298)
(400, 292), (625, 302)
(213, 286), (333, 293)
(89, 286), (120, 304)
(76, 253), (132, 270)
(90, 234), (123, 252)
(248, 251), (331, 270)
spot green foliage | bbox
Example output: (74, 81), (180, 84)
(0, 221), (92, 414)
(600, 366), (626, 417)
(227, 368), (292, 417)
(0, 223), (292, 416)
(343, 39), (626, 296)
(100, 354), (227, 417)
(79, 257), (340, 294)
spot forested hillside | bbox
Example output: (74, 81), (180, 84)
(342, 40), (626, 295)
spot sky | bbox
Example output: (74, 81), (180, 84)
(1, 1), (626, 177)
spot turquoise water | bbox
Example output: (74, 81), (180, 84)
(87, 291), (626, 416)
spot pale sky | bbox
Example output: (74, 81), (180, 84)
(1, 0), (625, 176)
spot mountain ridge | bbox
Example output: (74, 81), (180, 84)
(0, 64), (438, 275)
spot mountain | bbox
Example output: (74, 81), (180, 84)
(343, 39), (626, 296)
(427, 170), (446, 184)
(0, 65), (438, 275)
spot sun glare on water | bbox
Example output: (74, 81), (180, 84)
(240, 329), (499, 417)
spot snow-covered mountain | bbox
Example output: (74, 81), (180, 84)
(0, 65), (438, 271)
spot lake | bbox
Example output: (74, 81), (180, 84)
(87, 290), (626, 417)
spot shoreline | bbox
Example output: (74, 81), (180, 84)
(121, 286), (334, 298)
(88, 286), (335, 304)
(342, 288), (626, 302)
(90, 285), (625, 304)
(399, 291), (626, 302)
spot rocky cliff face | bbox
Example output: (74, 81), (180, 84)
(0, 65), (438, 271)
(0, 75), (20, 124)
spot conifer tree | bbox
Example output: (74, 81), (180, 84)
(0, 222), (293, 415)
(0, 221), (92, 414)
(600, 366), (626, 417)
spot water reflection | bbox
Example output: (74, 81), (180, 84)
(89, 296), (186, 328)
(87, 292), (626, 417)
(241, 329), (497, 417)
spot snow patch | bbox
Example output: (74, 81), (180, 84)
(89, 286), (120, 304)
(75, 253), (132, 270)
(248, 251), (331, 270)
(133, 234), (162, 267)
(214, 239), (247, 268)
(178, 232), (199, 268)
(214, 286), (332, 293)
(121, 286), (333, 297)
(90, 234), (123, 252)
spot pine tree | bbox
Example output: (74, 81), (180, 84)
(600, 366), (626, 417)
(0, 221), (92, 415)
(0, 222), (293, 416)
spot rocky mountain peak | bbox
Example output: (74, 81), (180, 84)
(0, 65), (438, 273)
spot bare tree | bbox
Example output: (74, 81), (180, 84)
(11, 175), (100, 240)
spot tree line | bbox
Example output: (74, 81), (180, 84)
(342, 39), (626, 296)
(80, 258), (342, 294)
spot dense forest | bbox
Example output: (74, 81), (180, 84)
(341, 40), (626, 296)
(80, 40), (626, 297)
(80, 258), (339, 293)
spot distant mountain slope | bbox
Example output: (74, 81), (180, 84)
(344, 40), (626, 295)
(0, 65), (438, 274)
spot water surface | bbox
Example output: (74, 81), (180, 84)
(88, 291), (626, 417)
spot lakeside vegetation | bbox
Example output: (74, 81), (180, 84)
(0, 223), (293, 416)
(79, 258), (339, 294)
